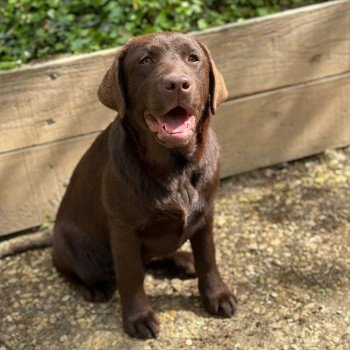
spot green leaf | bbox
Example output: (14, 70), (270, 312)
(256, 7), (271, 17)
(0, 61), (18, 70)
(197, 18), (208, 30)
(0, 0), (327, 69)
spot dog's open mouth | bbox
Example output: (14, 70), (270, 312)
(144, 106), (196, 146)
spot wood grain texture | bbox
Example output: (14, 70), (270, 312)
(0, 0), (349, 154)
(214, 72), (350, 177)
(0, 134), (98, 235)
(198, 0), (350, 97)
(0, 229), (52, 258)
(1, 71), (350, 235)
(0, 55), (116, 154)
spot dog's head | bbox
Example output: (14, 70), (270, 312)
(98, 32), (228, 148)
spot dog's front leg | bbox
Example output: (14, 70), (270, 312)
(190, 210), (237, 317)
(109, 225), (159, 339)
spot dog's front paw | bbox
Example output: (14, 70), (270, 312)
(124, 308), (160, 339)
(203, 286), (237, 318)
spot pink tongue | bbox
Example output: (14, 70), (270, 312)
(158, 109), (190, 134)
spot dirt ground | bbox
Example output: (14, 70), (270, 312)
(1, 148), (349, 350)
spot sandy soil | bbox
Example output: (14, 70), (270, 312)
(1, 148), (349, 350)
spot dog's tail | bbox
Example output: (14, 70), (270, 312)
(0, 229), (53, 259)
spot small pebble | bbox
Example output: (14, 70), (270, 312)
(59, 335), (68, 342)
(185, 339), (193, 346)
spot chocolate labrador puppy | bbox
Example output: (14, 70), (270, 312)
(52, 32), (236, 339)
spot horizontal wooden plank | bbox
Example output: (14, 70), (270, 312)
(215, 72), (350, 177)
(0, 0), (349, 154)
(0, 134), (98, 235)
(0, 55), (116, 154)
(1, 71), (350, 235)
(196, 0), (350, 97)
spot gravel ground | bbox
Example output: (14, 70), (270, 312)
(1, 148), (349, 350)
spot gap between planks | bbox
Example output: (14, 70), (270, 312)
(1, 69), (350, 158)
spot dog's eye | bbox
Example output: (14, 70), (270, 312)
(140, 56), (152, 64)
(188, 53), (199, 62)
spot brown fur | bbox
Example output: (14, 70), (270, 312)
(52, 32), (236, 339)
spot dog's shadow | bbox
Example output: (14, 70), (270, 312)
(145, 267), (209, 318)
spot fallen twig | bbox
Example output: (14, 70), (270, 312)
(0, 229), (53, 259)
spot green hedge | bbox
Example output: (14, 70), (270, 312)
(0, 0), (325, 69)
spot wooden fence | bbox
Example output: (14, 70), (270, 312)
(1, 0), (350, 235)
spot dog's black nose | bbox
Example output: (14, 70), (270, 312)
(164, 75), (192, 92)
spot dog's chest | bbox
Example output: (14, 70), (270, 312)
(176, 178), (201, 218)
(141, 178), (205, 258)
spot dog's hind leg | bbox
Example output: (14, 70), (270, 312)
(146, 250), (196, 277)
(52, 224), (116, 302)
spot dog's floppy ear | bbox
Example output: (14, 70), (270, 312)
(199, 42), (228, 115)
(98, 48), (126, 118)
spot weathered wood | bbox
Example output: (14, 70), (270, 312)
(0, 134), (98, 235)
(215, 72), (350, 177)
(0, 229), (52, 258)
(0, 56), (116, 154)
(0, 0), (349, 154)
(1, 71), (350, 235)
(196, 0), (350, 97)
